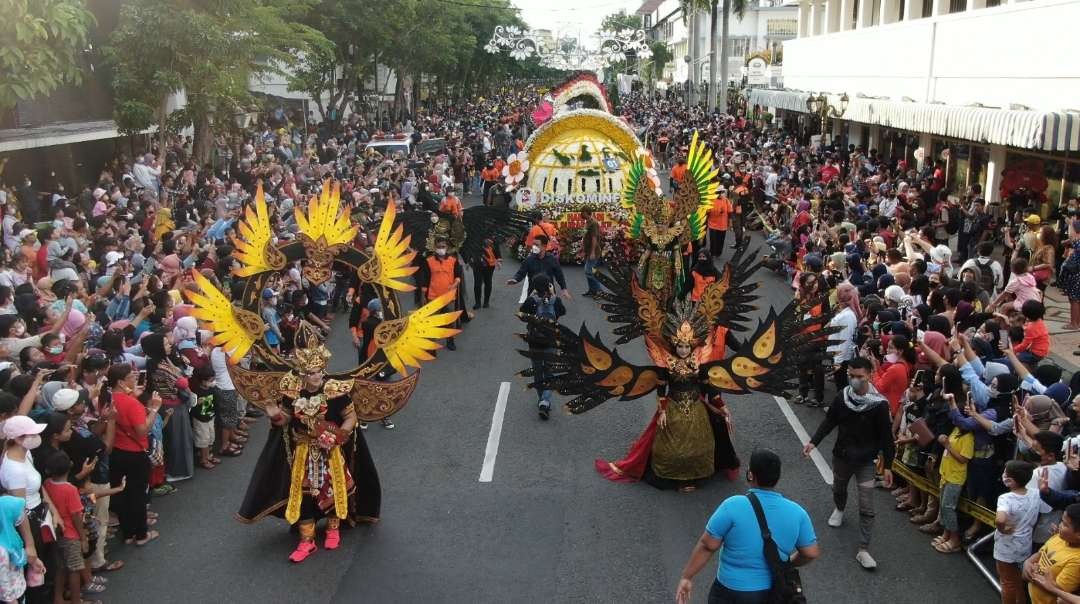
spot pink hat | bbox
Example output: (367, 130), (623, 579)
(3, 416), (46, 440)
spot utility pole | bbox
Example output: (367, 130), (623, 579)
(688, 7), (698, 107)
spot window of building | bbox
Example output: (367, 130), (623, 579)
(931, 139), (989, 194)
(948, 0), (965, 13)
(921, 0), (932, 18)
(729, 38), (750, 58)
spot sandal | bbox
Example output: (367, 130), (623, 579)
(934, 540), (962, 554)
(896, 502), (915, 511)
(931, 534), (949, 547)
(134, 530), (159, 546)
(146, 511), (159, 520)
(198, 461), (215, 470)
(219, 446), (243, 457)
(91, 560), (124, 573)
(82, 582), (106, 594)
(209, 457), (222, 464)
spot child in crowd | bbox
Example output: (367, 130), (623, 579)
(189, 365), (218, 470)
(260, 288), (282, 354)
(1024, 503), (1080, 604)
(42, 452), (98, 603)
(933, 393), (974, 554)
(995, 460), (1040, 604)
(1012, 300), (1049, 367)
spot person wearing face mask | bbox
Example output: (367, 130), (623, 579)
(804, 357), (895, 571)
(869, 334), (917, 416)
(418, 237), (464, 351)
(686, 252), (719, 303)
(518, 275), (566, 420)
(0, 298), (72, 358)
(507, 235), (570, 301)
(0, 415), (58, 601)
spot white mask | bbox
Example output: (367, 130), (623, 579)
(435, 248), (447, 257)
(20, 435), (41, 450)
(530, 245), (541, 255)
(885, 353), (899, 363)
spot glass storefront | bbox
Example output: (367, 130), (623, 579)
(931, 138), (989, 194)
(1002, 150), (1080, 213)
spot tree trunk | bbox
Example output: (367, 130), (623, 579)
(719, 0), (731, 114)
(192, 111), (213, 167)
(708, 0), (719, 111)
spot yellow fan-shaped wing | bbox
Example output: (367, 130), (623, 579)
(357, 200), (417, 292)
(232, 182), (285, 277)
(295, 180), (357, 247)
(184, 271), (264, 363)
(374, 290), (461, 376)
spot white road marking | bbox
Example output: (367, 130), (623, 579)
(773, 396), (833, 485)
(518, 276), (529, 303)
(479, 382), (512, 483)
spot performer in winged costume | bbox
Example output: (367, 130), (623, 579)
(185, 181), (460, 560)
(519, 132), (837, 491)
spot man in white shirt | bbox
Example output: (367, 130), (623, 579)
(132, 154), (162, 191)
(764, 164), (779, 199)
(878, 185), (900, 219)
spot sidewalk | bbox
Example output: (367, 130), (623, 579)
(1042, 286), (1079, 374)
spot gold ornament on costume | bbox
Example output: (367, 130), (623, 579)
(292, 322), (332, 374)
(184, 271), (264, 363)
(295, 181), (357, 284)
(232, 182), (286, 277)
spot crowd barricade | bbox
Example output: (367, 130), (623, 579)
(891, 461), (1000, 592)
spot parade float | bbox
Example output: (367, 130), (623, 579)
(507, 73), (644, 263)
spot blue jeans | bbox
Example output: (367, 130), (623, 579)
(584, 258), (603, 294)
(531, 347), (554, 406)
(708, 581), (770, 604)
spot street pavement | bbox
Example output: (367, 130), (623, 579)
(100, 194), (1000, 604)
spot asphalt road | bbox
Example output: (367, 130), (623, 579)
(100, 193), (999, 604)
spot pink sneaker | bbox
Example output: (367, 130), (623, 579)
(288, 541), (317, 563)
(324, 529), (341, 550)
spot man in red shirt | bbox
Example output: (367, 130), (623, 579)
(819, 157), (840, 185)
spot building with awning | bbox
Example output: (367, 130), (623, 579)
(757, 0), (1080, 206)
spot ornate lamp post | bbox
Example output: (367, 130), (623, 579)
(804, 92), (849, 143)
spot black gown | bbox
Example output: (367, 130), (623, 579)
(236, 389), (381, 525)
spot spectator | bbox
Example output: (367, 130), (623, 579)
(675, 449), (819, 604)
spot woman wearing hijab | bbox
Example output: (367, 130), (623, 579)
(0, 493), (38, 603)
(141, 333), (194, 483)
(171, 316), (208, 371)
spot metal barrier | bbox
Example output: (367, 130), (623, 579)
(891, 461), (1000, 593)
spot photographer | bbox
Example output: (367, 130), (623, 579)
(518, 275), (565, 421)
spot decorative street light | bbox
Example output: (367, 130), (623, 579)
(804, 92), (849, 142)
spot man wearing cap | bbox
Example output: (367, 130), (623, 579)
(706, 187), (733, 258)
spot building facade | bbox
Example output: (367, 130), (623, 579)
(638, 0), (798, 94)
(752, 0), (1080, 206)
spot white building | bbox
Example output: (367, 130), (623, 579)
(638, 0), (798, 91)
(752, 0), (1080, 206)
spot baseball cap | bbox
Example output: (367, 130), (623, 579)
(105, 251), (124, 267)
(51, 389), (80, 412)
(3, 415), (46, 440)
(92, 188), (106, 200)
(1024, 214), (1041, 225)
(262, 288), (278, 300)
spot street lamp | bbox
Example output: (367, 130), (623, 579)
(804, 92), (849, 143)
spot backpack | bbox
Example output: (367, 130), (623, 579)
(945, 205), (961, 235)
(532, 294), (557, 321)
(974, 258), (996, 293)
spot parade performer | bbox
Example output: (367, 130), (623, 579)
(186, 181), (461, 561)
(518, 132), (837, 491)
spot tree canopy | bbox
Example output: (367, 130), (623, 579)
(0, 0), (96, 111)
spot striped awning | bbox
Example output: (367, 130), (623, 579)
(749, 88), (1080, 152)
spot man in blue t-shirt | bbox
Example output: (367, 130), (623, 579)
(675, 450), (820, 604)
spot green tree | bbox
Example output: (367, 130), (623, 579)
(646, 41), (673, 86)
(106, 0), (326, 163)
(0, 0), (95, 110)
(600, 9), (643, 32)
(681, 0), (747, 112)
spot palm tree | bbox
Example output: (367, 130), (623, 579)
(681, 0), (749, 112)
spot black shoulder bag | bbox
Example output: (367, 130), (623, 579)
(746, 492), (807, 604)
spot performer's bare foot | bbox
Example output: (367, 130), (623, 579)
(289, 541), (317, 563)
(324, 529), (341, 550)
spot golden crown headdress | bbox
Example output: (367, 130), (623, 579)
(292, 321), (332, 373)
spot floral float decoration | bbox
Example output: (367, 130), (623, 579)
(502, 152), (529, 190)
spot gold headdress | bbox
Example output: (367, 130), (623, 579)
(292, 322), (332, 374)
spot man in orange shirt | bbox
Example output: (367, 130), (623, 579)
(524, 213), (559, 254)
(438, 187), (464, 219)
(707, 187), (733, 257)
(418, 237), (463, 351)
(670, 156), (687, 192)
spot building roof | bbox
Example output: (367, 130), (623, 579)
(637, 0), (666, 15)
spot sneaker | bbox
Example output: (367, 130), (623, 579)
(288, 541), (317, 563)
(381, 418), (395, 430)
(828, 508), (844, 528)
(538, 401), (550, 420)
(324, 529), (341, 550)
(807, 399), (824, 408)
(472, 303), (481, 310)
(446, 339), (457, 351)
(359, 422), (369, 430)
(482, 302), (490, 308)
(790, 394), (806, 405)
(855, 550), (877, 570)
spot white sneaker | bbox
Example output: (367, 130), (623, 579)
(855, 550), (877, 570)
(828, 508), (844, 528)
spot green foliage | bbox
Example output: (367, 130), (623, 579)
(0, 0), (96, 110)
(600, 9), (643, 32)
(106, 0), (326, 157)
(649, 41), (673, 81)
